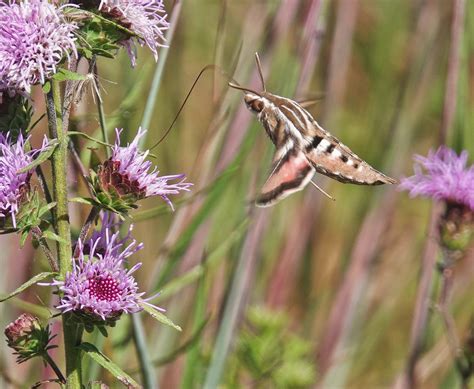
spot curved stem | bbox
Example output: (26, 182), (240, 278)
(43, 352), (66, 384)
(46, 80), (82, 389)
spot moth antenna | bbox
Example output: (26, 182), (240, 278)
(254, 52), (266, 92)
(310, 180), (335, 201)
(227, 82), (261, 96)
(150, 64), (237, 150)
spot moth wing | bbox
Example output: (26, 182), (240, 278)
(304, 122), (397, 185)
(256, 149), (315, 207)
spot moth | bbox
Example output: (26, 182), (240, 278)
(229, 53), (397, 207)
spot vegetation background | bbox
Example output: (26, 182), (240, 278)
(1, 0), (473, 387)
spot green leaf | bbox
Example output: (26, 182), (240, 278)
(42, 81), (51, 94)
(42, 230), (67, 244)
(79, 342), (141, 388)
(140, 302), (182, 332)
(69, 197), (96, 206)
(17, 139), (59, 173)
(52, 68), (87, 82)
(0, 272), (57, 302)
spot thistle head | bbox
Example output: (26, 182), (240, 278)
(5, 314), (55, 363)
(0, 0), (77, 93)
(400, 146), (474, 260)
(90, 128), (192, 215)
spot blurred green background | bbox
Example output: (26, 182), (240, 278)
(1, 0), (474, 387)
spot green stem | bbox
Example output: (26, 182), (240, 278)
(46, 80), (82, 389)
(43, 352), (66, 384)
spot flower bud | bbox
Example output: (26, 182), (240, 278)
(4, 313), (52, 363)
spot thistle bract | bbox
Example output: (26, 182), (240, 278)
(0, 0), (77, 92)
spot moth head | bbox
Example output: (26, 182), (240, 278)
(228, 83), (265, 113)
(244, 93), (265, 113)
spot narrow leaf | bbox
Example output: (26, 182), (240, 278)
(42, 230), (67, 244)
(0, 272), (57, 302)
(52, 68), (87, 82)
(42, 81), (51, 94)
(140, 302), (182, 332)
(69, 197), (96, 206)
(17, 139), (59, 173)
(79, 342), (141, 388)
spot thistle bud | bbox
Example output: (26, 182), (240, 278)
(4, 314), (53, 363)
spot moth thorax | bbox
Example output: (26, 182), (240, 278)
(244, 93), (265, 113)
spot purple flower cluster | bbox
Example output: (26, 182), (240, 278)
(110, 128), (192, 209)
(98, 0), (168, 66)
(0, 0), (77, 93)
(0, 133), (48, 227)
(400, 146), (474, 210)
(50, 219), (162, 321)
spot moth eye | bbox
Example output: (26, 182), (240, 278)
(251, 99), (264, 112)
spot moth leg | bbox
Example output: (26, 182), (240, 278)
(310, 180), (335, 201)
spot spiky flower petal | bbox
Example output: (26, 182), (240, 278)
(0, 0), (77, 92)
(400, 146), (474, 211)
(0, 133), (48, 227)
(98, 0), (168, 66)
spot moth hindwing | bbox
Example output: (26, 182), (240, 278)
(229, 53), (397, 207)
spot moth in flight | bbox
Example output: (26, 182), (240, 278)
(229, 53), (397, 207)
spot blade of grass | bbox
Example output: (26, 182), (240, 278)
(203, 209), (268, 388)
(181, 258), (210, 388)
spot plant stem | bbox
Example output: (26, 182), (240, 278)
(132, 313), (157, 389)
(46, 80), (82, 389)
(43, 352), (66, 384)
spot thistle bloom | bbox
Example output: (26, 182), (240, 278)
(98, 0), (169, 66)
(400, 146), (474, 210)
(0, 133), (48, 227)
(94, 127), (192, 212)
(49, 224), (161, 323)
(0, 0), (77, 92)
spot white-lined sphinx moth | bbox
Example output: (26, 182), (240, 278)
(229, 53), (397, 207)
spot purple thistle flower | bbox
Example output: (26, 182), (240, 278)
(0, 0), (77, 92)
(49, 224), (162, 322)
(0, 133), (48, 227)
(98, 0), (169, 66)
(400, 146), (474, 211)
(99, 127), (192, 210)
